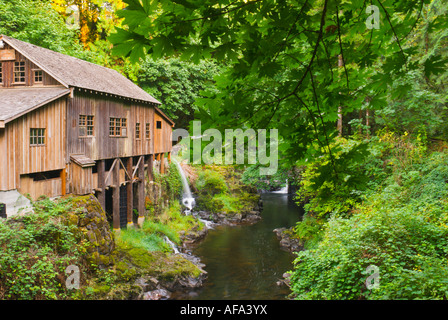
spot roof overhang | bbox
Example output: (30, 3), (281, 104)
(0, 87), (71, 124)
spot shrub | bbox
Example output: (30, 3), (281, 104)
(0, 198), (86, 299)
(196, 169), (228, 195)
(289, 151), (448, 300)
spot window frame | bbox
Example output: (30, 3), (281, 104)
(135, 122), (141, 140)
(30, 128), (46, 147)
(0, 63), (3, 84)
(13, 61), (26, 84)
(79, 114), (94, 137)
(109, 117), (128, 137)
(156, 121), (162, 129)
(33, 69), (43, 84)
(145, 123), (150, 139)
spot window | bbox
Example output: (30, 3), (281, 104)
(0, 63), (3, 84)
(156, 121), (162, 129)
(79, 115), (94, 137)
(145, 123), (150, 139)
(30, 128), (45, 146)
(135, 122), (141, 139)
(109, 117), (127, 137)
(14, 61), (26, 83)
(34, 70), (43, 83)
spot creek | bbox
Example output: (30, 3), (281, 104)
(175, 192), (303, 300)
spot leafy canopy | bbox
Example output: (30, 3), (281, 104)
(109, 0), (445, 169)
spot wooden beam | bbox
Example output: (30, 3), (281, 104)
(104, 158), (118, 186)
(119, 158), (132, 182)
(132, 155), (144, 179)
(97, 160), (106, 210)
(126, 157), (134, 228)
(112, 159), (120, 232)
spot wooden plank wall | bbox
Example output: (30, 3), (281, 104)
(0, 44), (61, 87)
(69, 163), (94, 195)
(0, 97), (66, 192)
(19, 175), (62, 200)
(153, 112), (173, 154)
(67, 91), (159, 160)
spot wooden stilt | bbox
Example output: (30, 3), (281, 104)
(61, 166), (66, 196)
(160, 153), (165, 174)
(146, 155), (154, 182)
(126, 157), (133, 228)
(112, 158), (120, 232)
(97, 160), (106, 210)
(137, 156), (145, 227)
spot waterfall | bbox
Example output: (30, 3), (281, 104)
(273, 179), (289, 194)
(165, 236), (180, 254)
(174, 160), (196, 213)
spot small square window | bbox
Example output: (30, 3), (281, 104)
(0, 63), (3, 84)
(156, 121), (162, 129)
(34, 70), (43, 83)
(30, 128), (45, 146)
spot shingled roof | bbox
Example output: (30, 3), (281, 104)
(0, 87), (70, 125)
(0, 35), (161, 105)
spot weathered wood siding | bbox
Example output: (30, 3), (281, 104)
(0, 97), (66, 191)
(0, 44), (62, 87)
(19, 175), (62, 201)
(67, 91), (167, 160)
(153, 111), (173, 154)
(69, 163), (94, 195)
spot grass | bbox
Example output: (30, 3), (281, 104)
(115, 201), (204, 252)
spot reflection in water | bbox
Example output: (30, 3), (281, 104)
(182, 193), (303, 300)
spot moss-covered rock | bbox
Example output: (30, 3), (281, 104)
(63, 195), (115, 269)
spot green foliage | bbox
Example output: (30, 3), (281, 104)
(241, 164), (290, 191)
(0, 0), (88, 58)
(289, 150), (448, 300)
(137, 57), (221, 128)
(110, 0), (443, 167)
(0, 198), (86, 300)
(194, 166), (259, 215)
(153, 163), (183, 203)
(196, 169), (228, 196)
(117, 201), (203, 252)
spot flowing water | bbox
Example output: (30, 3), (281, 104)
(174, 160), (196, 213)
(178, 193), (303, 300)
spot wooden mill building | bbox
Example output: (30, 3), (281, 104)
(0, 35), (174, 230)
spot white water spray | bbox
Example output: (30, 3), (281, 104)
(272, 179), (289, 194)
(174, 160), (196, 213)
(164, 236), (180, 254)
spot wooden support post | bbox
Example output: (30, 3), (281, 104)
(97, 160), (106, 210)
(168, 152), (171, 164)
(126, 157), (134, 228)
(112, 158), (120, 232)
(61, 166), (66, 196)
(137, 156), (146, 227)
(146, 155), (154, 182)
(160, 153), (165, 174)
